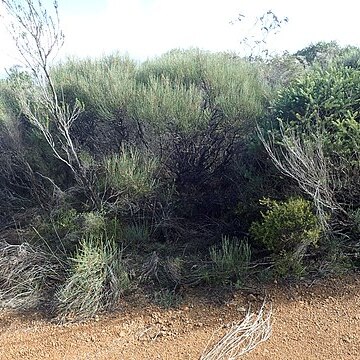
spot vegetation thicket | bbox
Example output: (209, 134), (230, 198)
(1, 0), (360, 319)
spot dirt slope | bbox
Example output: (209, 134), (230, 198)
(0, 274), (359, 360)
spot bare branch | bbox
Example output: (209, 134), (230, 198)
(200, 300), (272, 359)
(258, 124), (343, 231)
(2, 0), (100, 208)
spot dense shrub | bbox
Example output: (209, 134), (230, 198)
(49, 51), (269, 228)
(51, 55), (138, 155)
(250, 198), (321, 276)
(273, 65), (360, 157)
(267, 59), (360, 245)
(295, 41), (360, 68)
(56, 233), (130, 320)
(104, 146), (159, 201)
(2, 39), (360, 315)
(0, 79), (58, 222)
(250, 197), (321, 252)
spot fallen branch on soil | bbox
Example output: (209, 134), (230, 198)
(200, 300), (272, 360)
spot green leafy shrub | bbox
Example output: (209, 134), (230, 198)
(51, 55), (138, 156)
(0, 78), (60, 220)
(132, 75), (205, 133)
(267, 59), (360, 249)
(46, 50), (270, 244)
(82, 211), (106, 235)
(134, 50), (266, 130)
(32, 208), (82, 253)
(250, 198), (321, 276)
(104, 146), (159, 204)
(294, 41), (342, 66)
(51, 55), (137, 121)
(56, 233), (130, 320)
(273, 64), (360, 158)
(250, 198), (321, 252)
(207, 236), (251, 285)
(294, 41), (360, 68)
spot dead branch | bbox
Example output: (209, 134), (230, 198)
(258, 124), (342, 231)
(200, 300), (272, 360)
(1, 0), (100, 208)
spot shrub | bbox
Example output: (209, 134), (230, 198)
(103, 146), (159, 207)
(56, 233), (130, 320)
(121, 221), (150, 248)
(294, 41), (342, 66)
(51, 55), (137, 122)
(265, 60), (360, 249)
(153, 288), (182, 309)
(132, 75), (205, 133)
(250, 198), (321, 276)
(82, 211), (106, 235)
(207, 236), (251, 285)
(0, 78), (58, 220)
(134, 50), (266, 131)
(0, 241), (65, 310)
(272, 64), (360, 158)
(46, 50), (270, 243)
(250, 197), (321, 252)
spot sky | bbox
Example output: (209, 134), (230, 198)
(0, 0), (359, 74)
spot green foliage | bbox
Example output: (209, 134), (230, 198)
(3, 40), (360, 306)
(350, 208), (360, 233)
(51, 55), (137, 121)
(204, 53), (266, 121)
(271, 251), (307, 278)
(153, 288), (182, 309)
(295, 41), (360, 69)
(207, 236), (251, 285)
(295, 41), (341, 66)
(33, 208), (81, 251)
(104, 146), (158, 201)
(0, 67), (34, 123)
(339, 48), (360, 69)
(135, 50), (266, 129)
(269, 58), (360, 246)
(250, 197), (321, 253)
(56, 233), (130, 320)
(250, 197), (321, 277)
(131, 75), (205, 133)
(52, 208), (79, 233)
(121, 221), (150, 248)
(136, 49), (207, 86)
(82, 211), (106, 235)
(262, 53), (306, 90)
(273, 64), (360, 157)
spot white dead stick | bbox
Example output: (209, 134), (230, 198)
(200, 300), (272, 360)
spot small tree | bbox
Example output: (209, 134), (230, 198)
(1, 0), (99, 207)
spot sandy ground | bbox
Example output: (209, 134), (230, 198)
(0, 274), (359, 360)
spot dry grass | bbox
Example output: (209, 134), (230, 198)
(0, 240), (65, 310)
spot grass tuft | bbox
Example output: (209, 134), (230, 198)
(56, 233), (130, 320)
(0, 241), (65, 310)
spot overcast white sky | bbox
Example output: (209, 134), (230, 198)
(1, 0), (359, 74)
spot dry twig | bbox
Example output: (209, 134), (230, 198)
(200, 300), (272, 360)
